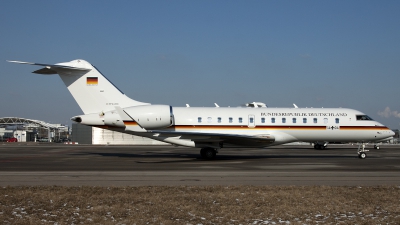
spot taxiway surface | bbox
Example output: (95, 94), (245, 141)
(0, 144), (399, 186)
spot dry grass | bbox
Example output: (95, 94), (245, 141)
(0, 186), (399, 224)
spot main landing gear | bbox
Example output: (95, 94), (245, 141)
(357, 143), (369, 159)
(200, 147), (218, 159)
(314, 142), (328, 150)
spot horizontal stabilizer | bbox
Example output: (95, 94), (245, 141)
(7, 60), (91, 74)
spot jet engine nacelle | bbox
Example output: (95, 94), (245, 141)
(124, 105), (173, 130)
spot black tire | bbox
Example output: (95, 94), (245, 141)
(315, 144), (324, 150)
(200, 148), (206, 158)
(200, 148), (216, 159)
(358, 152), (367, 159)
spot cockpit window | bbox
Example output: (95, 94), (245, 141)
(356, 115), (373, 121)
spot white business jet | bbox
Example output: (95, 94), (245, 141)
(8, 59), (394, 159)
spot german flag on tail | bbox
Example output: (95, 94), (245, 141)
(87, 77), (98, 85)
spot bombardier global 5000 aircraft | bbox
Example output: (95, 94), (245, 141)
(8, 59), (394, 159)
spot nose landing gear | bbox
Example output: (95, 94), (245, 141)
(357, 144), (369, 159)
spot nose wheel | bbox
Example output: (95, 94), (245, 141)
(358, 152), (367, 159)
(357, 144), (369, 159)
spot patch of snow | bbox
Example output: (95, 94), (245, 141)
(278, 219), (290, 224)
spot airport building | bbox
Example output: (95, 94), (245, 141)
(0, 117), (69, 142)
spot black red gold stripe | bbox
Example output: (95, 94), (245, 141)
(124, 121), (138, 126)
(173, 125), (390, 131)
(340, 126), (390, 130)
(104, 123), (390, 131)
(174, 125), (325, 130)
(87, 77), (98, 85)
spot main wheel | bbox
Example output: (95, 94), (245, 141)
(314, 144), (324, 150)
(200, 148), (216, 159)
(200, 148), (206, 158)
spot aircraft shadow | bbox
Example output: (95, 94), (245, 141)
(72, 152), (358, 163)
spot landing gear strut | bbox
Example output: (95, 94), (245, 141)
(357, 143), (369, 159)
(314, 142), (327, 150)
(200, 147), (217, 159)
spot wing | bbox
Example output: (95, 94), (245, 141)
(151, 130), (275, 147)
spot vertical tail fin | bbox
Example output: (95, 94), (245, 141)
(8, 59), (149, 114)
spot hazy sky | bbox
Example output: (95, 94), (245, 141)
(1, 1), (399, 128)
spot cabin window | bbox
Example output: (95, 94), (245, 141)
(356, 115), (373, 121)
(261, 118), (265, 123)
(313, 118), (317, 124)
(292, 118), (297, 123)
(207, 117), (212, 123)
(282, 118), (286, 123)
(324, 118), (328, 124)
(217, 117), (221, 123)
(239, 117), (243, 123)
(303, 118), (307, 123)
(198, 117), (202, 123)
(335, 118), (339, 124)
(229, 117), (233, 123)
(271, 118), (275, 123)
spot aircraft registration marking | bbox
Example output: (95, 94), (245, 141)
(327, 126), (340, 130)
